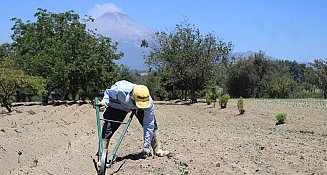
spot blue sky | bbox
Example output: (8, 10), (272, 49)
(1, 0), (326, 63)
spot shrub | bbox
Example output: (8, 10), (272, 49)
(237, 97), (245, 114)
(204, 86), (222, 107)
(205, 91), (212, 105)
(219, 94), (230, 108)
(275, 113), (287, 125)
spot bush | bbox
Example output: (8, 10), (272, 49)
(237, 97), (245, 114)
(205, 91), (212, 105)
(204, 86), (222, 107)
(275, 113), (287, 125)
(219, 94), (230, 108)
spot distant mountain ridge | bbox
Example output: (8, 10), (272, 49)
(230, 51), (311, 65)
(230, 50), (277, 60)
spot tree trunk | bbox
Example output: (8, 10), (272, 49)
(71, 90), (77, 101)
(42, 92), (51, 105)
(190, 89), (197, 103)
(4, 104), (12, 113)
(1, 99), (12, 112)
(172, 85), (177, 99)
(183, 90), (188, 101)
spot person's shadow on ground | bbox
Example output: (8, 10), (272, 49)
(115, 152), (147, 162)
(92, 152), (147, 174)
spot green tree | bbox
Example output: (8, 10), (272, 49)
(145, 20), (232, 102)
(303, 66), (318, 92)
(0, 43), (12, 62)
(227, 51), (298, 98)
(312, 59), (327, 99)
(115, 64), (140, 83)
(0, 57), (45, 112)
(260, 74), (298, 98)
(0, 58), (25, 112)
(251, 51), (281, 97)
(278, 60), (306, 83)
(143, 71), (169, 101)
(226, 57), (255, 98)
(11, 8), (122, 103)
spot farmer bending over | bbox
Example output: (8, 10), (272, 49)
(99, 80), (170, 159)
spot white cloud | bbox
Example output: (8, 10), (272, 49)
(89, 3), (123, 19)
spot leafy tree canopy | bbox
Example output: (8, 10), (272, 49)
(11, 8), (122, 102)
(312, 59), (327, 99)
(145, 20), (232, 102)
(0, 57), (45, 112)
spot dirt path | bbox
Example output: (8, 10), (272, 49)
(1, 99), (327, 174)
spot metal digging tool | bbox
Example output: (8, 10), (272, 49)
(95, 97), (134, 175)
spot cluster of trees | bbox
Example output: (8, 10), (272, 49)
(1, 9), (327, 112)
(226, 52), (327, 99)
(1, 9), (124, 111)
(140, 22), (327, 101)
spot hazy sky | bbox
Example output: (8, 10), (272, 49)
(1, 0), (326, 63)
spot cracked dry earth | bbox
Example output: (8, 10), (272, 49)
(1, 99), (327, 175)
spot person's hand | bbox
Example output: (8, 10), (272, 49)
(96, 100), (107, 111)
(98, 100), (106, 107)
(141, 147), (152, 158)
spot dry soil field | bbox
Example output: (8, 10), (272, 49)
(1, 99), (327, 175)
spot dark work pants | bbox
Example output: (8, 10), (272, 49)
(102, 106), (158, 140)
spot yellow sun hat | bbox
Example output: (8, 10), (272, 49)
(132, 85), (150, 109)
